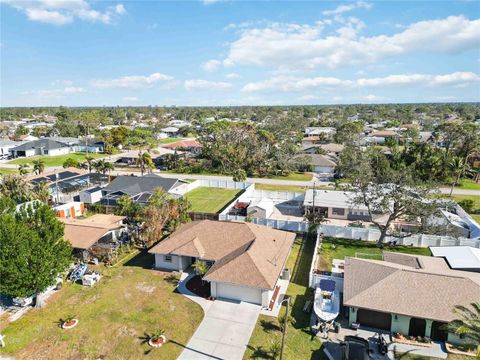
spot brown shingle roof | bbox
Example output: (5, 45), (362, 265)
(343, 254), (480, 322)
(149, 220), (295, 289)
(61, 214), (126, 250)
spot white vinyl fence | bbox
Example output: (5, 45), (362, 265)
(219, 214), (309, 232)
(318, 224), (480, 248)
(309, 232), (345, 289)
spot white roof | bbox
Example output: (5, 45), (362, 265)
(161, 126), (179, 133)
(430, 246), (480, 270)
(303, 189), (368, 211)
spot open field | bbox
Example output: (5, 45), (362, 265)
(0, 167), (18, 175)
(8, 152), (106, 167)
(186, 186), (243, 213)
(450, 194), (480, 211)
(317, 237), (432, 272)
(245, 235), (326, 360)
(0, 251), (203, 360)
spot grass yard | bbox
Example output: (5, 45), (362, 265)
(158, 137), (184, 144)
(450, 194), (480, 211)
(454, 179), (480, 191)
(8, 152), (106, 167)
(254, 183), (334, 193)
(0, 251), (203, 360)
(0, 167), (18, 175)
(186, 186), (243, 213)
(317, 237), (432, 272)
(267, 172), (313, 181)
(470, 214), (480, 223)
(245, 235), (326, 360)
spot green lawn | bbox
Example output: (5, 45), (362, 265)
(186, 186), (243, 213)
(317, 237), (432, 271)
(450, 195), (480, 211)
(245, 235), (326, 360)
(0, 167), (18, 175)
(454, 179), (480, 191)
(8, 152), (106, 167)
(254, 183), (333, 193)
(158, 137), (184, 144)
(0, 251), (203, 360)
(267, 172), (313, 181)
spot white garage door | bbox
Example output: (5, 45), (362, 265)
(216, 282), (262, 305)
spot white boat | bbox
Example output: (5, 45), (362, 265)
(314, 279), (340, 322)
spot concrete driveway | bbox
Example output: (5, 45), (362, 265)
(178, 299), (260, 360)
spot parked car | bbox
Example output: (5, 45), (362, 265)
(341, 336), (372, 360)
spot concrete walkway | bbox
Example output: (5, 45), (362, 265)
(177, 273), (260, 360)
(387, 341), (448, 359)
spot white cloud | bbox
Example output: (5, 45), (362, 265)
(184, 79), (232, 91)
(22, 86), (85, 99)
(225, 73), (240, 79)
(242, 72), (480, 92)
(202, 59), (221, 72)
(122, 96), (139, 102)
(359, 94), (387, 102)
(91, 72), (174, 89)
(51, 79), (73, 86)
(3, 0), (126, 25)
(322, 1), (372, 16)
(223, 16), (480, 70)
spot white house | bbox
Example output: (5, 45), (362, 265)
(303, 189), (371, 221)
(149, 220), (295, 307)
(10, 138), (73, 158)
(0, 139), (21, 159)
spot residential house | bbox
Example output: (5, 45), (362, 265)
(303, 189), (371, 221)
(149, 220), (295, 307)
(114, 148), (175, 166)
(430, 246), (480, 273)
(77, 139), (105, 153)
(79, 186), (104, 204)
(61, 214), (127, 260)
(304, 127), (336, 137)
(0, 139), (21, 159)
(365, 130), (399, 145)
(344, 252), (480, 344)
(100, 174), (187, 206)
(54, 201), (85, 219)
(162, 139), (202, 155)
(160, 126), (180, 137)
(10, 138), (74, 158)
(28, 168), (108, 204)
(300, 154), (337, 176)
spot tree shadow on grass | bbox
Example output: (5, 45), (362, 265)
(164, 274), (180, 286)
(260, 319), (280, 333)
(246, 345), (271, 359)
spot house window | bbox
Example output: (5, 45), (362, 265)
(331, 207), (345, 216)
(164, 255), (173, 263)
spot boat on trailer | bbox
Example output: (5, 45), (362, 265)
(314, 279), (340, 322)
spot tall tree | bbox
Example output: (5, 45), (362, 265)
(18, 164), (30, 176)
(0, 175), (32, 203)
(0, 201), (72, 302)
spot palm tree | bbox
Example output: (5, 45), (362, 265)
(136, 152), (154, 176)
(446, 303), (480, 356)
(84, 155), (95, 174)
(33, 180), (51, 203)
(32, 159), (45, 175)
(18, 164), (30, 176)
(93, 159), (114, 175)
(449, 157), (469, 197)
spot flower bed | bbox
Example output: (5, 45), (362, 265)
(62, 319), (78, 329)
(393, 333), (432, 348)
(446, 343), (477, 357)
(148, 335), (167, 348)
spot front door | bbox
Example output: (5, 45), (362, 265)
(431, 321), (448, 341)
(409, 318), (426, 337)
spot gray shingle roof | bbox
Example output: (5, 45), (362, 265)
(11, 138), (70, 152)
(102, 174), (186, 197)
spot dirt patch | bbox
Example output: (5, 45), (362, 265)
(135, 282), (156, 294)
(186, 275), (211, 298)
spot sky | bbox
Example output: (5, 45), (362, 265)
(1, 0), (479, 107)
